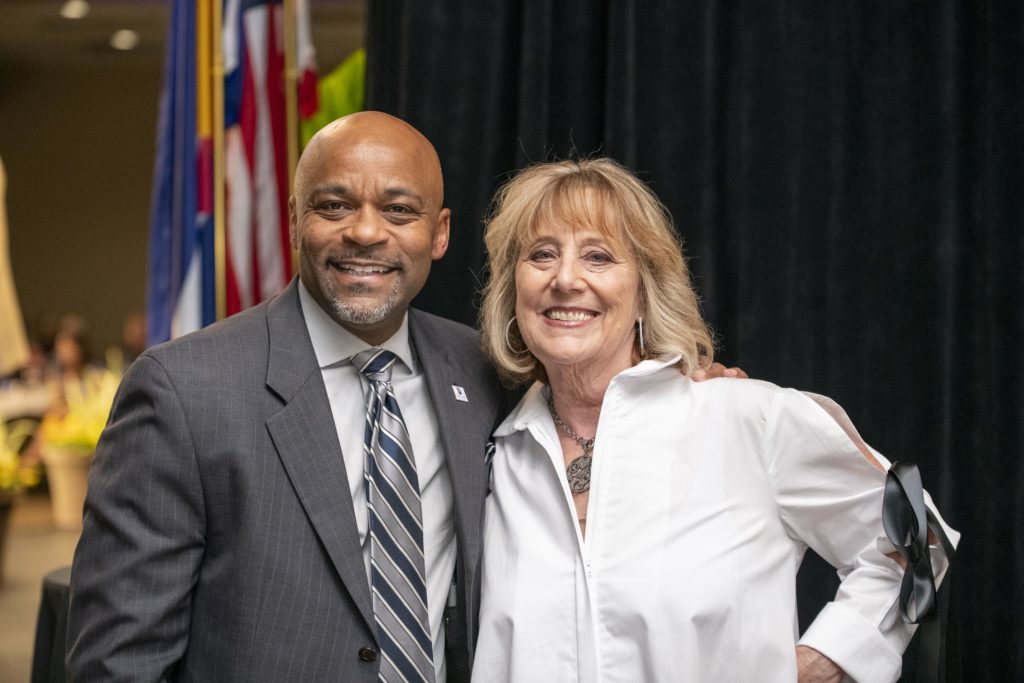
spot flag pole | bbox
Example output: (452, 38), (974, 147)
(211, 0), (227, 320)
(283, 0), (299, 190)
(283, 0), (300, 277)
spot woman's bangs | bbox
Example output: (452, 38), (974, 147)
(529, 179), (625, 243)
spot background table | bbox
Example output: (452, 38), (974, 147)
(32, 566), (70, 683)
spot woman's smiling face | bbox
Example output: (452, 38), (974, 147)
(514, 201), (641, 379)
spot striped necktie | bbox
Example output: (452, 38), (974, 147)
(353, 348), (434, 683)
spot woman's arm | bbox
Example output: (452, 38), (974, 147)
(764, 388), (958, 683)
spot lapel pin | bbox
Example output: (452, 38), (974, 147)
(452, 385), (468, 402)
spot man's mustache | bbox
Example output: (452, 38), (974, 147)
(326, 249), (404, 269)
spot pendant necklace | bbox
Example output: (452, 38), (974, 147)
(547, 395), (595, 495)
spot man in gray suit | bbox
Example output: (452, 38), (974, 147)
(67, 112), (510, 682)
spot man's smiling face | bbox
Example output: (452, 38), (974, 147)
(290, 113), (450, 344)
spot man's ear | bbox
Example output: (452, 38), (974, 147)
(432, 207), (451, 260)
(288, 196), (299, 249)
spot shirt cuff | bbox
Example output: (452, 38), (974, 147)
(798, 601), (903, 683)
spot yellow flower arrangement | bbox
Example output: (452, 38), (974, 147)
(0, 418), (40, 492)
(38, 368), (121, 453)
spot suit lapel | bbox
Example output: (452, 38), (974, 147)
(408, 312), (495, 614)
(264, 280), (375, 634)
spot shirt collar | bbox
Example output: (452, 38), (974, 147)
(493, 355), (683, 437)
(297, 279), (417, 374)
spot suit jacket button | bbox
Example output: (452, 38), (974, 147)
(358, 647), (378, 662)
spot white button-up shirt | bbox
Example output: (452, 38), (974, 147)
(473, 358), (957, 683)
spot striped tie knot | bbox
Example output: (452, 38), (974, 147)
(354, 348), (399, 383)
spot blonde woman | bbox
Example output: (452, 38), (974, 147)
(473, 158), (957, 682)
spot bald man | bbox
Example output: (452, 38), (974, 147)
(67, 112), (510, 682)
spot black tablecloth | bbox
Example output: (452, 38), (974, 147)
(32, 566), (70, 683)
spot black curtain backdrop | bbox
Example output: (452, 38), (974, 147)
(366, 2), (1023, 680)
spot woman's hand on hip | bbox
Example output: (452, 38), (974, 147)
(795, 645), (844, 683)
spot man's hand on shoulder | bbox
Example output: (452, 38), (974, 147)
(692, 362), (749, 381)
(795, 645), (845, 683)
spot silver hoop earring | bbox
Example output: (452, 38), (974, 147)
(637, 317), (646, 358)
(505, 316), (524, 355)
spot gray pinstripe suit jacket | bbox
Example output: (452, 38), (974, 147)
(67, 279), (509, 682)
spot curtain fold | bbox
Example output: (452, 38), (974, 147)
(367, 2), (1023, 679)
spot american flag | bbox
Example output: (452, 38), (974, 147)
(147, 0), (317, 344)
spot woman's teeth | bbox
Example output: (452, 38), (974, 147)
(546, 310), (594, 322)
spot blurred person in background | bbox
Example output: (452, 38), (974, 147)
(49, 315), (104, 411)
(102, 312), (148, 376)
(119, 312), (147, 365)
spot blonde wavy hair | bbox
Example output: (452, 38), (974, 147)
(480, 157), (715, 384)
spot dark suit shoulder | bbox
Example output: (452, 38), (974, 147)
(136, 299), (276, 392)
(148, 299), (272, 355)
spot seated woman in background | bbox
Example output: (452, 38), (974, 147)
(472, 158), (958, 682)
(48, 315), (105, 413)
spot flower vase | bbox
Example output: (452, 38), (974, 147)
(41, 445), (94, 530)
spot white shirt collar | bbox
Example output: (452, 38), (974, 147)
(297, 278), (417, 373)
(494, 355), (683, 437)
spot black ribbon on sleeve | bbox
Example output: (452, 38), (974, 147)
(882, 461), (959, 682)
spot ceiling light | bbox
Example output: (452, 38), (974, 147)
(110, 29), (140, 51)
(59, 0), (91, 20)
